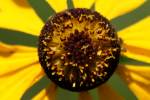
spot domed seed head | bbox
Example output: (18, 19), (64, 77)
(38, 8), (121, 92)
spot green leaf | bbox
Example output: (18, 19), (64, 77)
(111, 0), (150, 31)
(67, 0), (74, 9)
(0, 28), (38, 47)
(28, 0), (56, 22)
(56, 88), (78, 100)
(21, 76), (50, 100)
(89, 88), (99, 100)
(107, 74), (137, 100)
(120, 55), (150, 66)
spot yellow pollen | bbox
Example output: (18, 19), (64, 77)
(91, 78), (95, 82)
(57, 71), (63, 75)
(64, 62), (68, 66)
(52, 72), (55, 75)
(97, 50), (102, 56)
(85, 64), (88, 67)
(89, 56), (92, 60)
(80, 81), (83, 86)
(72, 82), (76, 88)
(60, 56), (64, 60)
(51, 66), (55, 70)
(42, 40), (47, 46)
(58, 78), (62, 81)
(69, 62), (73, 65)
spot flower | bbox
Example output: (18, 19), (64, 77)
(0, 0), (150, 99)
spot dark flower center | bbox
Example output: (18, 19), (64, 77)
(38, 8), (121, 91)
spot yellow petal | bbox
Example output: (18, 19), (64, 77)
(95, 0), (145, 20)
(46, 0), (67, 12)
(117, 65), (150, 99)
(79, 91), (92, 100)
(0, 42), (38, 75)
(98, 84), (124, 100)
(0, 0), (44, 36)
(33, 83), (57, 100)
(73, 0), (95, 9)
(0, 64), (44, 100)
(122, 44), (150, 64)
(0, 42), (44, 99)
(119, 16), (150, 49)
(119, 16), (150, 62)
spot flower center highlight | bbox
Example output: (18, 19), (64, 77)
(38, 8), (121, 91)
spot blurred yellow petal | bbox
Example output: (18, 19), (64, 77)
(0, 42), (39, 75)
(79, 91), (92, 100)
(122, 44), (150, 64)
(117, 65), (150, 99)
(0, 0), (44, 36)
(0, 42), (44, 99)
(0, 64), (44, 100)
(46, 0), (67, 12)
(96, 0), (145, 20)
(33, 83), (57, 100)
(119, 16), (150, 49)
(98, 84), (124, 100)
(73, 0), (95, 9)
(119, 16), (150, 62)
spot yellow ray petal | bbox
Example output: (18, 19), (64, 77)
(79, 91), (92, 100)
(117, 65), (150, 99)
(0, 0), (44, 36)
(119, 16), (150, 62)
(122, 44), (150, 64)
(0, 64), (44, 100)
(0, 42), (44, 99)
(95, 0), (145, 20)
(33, 83), (57, 100)
(73, 0), (95, 9)
(119, 16), (150, 50)
(0, 42), (39, 75)
(98, 84), (124, 100)
(46, 0), (67, 12)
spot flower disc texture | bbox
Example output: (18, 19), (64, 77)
(38, 8), (121, 91)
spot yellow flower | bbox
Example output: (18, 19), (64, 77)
(0, 0), (150, 99)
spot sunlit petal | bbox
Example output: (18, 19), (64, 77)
(117, 65), (150, 99)
(0, 63), (44, 99)
(0, 42), (44, 99)
(46, 0), (67, 12)
(95, 0), (145, 20)
(79, 91), (92, 100)
(119, 16), (150, 62)
(98, 84), (124, 100)
(0, 0), (44, 36)
(122, 47), (150, 64)
(119, 16), (150, 49)
(73, 0), (95, 9)
(0, 42), (38, 75)
(33, 83), (57, 100)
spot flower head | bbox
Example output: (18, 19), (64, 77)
(38, 8), (121, 91)
(0, 0), (150, 99)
